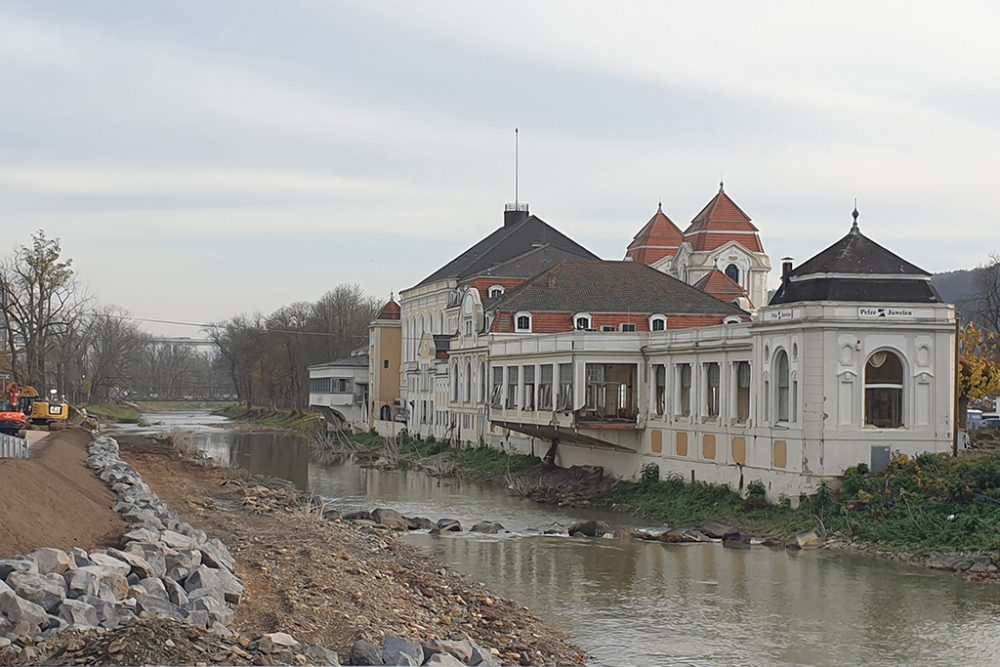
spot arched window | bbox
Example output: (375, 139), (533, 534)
(865, 351), (904, 428)
(775, 350), (790, 422)
(649, 314), (667, 332)
(465, 361), (472, 402)
(488, 285), (505, 299)
(574, 313), (592, 330)
(452, 364), (459, 402)
(515, 312), (532, 332)
(725, 263), (740, 284)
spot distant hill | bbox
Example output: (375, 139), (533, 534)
(933, 268), (980, 315)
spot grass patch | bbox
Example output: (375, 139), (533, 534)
(447, 447), (539, 482)
(136, 400), (237, 412)
(214, 405), (326, 437)
(83, 403), (147, 425)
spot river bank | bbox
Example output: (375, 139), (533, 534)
(0, 426), (585, 665)
(340, 432), (1000, 577)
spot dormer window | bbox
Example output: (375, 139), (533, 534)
(723, 315), (742, 325)
(488, 285), (505, 299)
(515, 312), (532, 333)
(649, 315), (667, 332)
(574, 313), (592, 330)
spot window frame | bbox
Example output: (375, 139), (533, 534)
(573, 313), (592, 331)
(649, 314), (667, 332)
(514, 311), (532, 333)
(864, 349), (905, 429)
(488, 285), (505, 299)
(620, 323), (637, 332)
(775, 349), (790, 423)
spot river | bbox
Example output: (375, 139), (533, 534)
(114, 411), (1000, 666)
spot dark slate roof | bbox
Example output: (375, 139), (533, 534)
(788, 222), (929, 277)
(477, 243), (589, 279)
(308, 354), (369, 369)
(489, 260), (746, 315)
(770, 221), (942, 305)
(414, 215), (597, 287)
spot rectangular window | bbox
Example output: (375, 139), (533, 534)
(735, 361), (751, 422)
(655, 365), (666, 416)
(558, 363), (574, 410)
(523, 366), (535, 411)
(490, 367), (503, 408)
(677, 364), (692, 417)
(620, 323), (636, 332)
(705, 363), (720, 418)
(309, 378), (332, 393)
(601, 325), (616, 332)
(539, 365), (553, 410)
(506, 366), (519, 410)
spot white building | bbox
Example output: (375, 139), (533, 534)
(487, 214), (955, 499)
(308, 352), (370, 429)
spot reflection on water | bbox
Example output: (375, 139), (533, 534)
(113, 412), (1000, 667)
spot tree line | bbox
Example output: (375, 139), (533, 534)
(0, 231), (381, 409)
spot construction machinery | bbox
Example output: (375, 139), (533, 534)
(5, 383), (70, 429)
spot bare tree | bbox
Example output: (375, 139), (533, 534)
(83, 306), (149, 402)
(207, 314), (266, 409)
(974, 253), (1000, 334)
(0, 231), (86, 387)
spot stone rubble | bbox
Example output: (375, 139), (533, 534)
(0, 435), (256, 650)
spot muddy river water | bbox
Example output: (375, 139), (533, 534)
(115, 412), (1000, 666)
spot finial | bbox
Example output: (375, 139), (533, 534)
(657, 196), (662, 212)
(851, 198), (860, 234)
(719, 175), (724, 193)
(390, 291), (395, 301)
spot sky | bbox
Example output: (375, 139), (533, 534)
(2, 1), (999, 336)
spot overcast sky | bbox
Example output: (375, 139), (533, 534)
(2, 1), (998, 336)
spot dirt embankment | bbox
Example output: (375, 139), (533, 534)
(0, 429), (126, 556)
(117, 435), (585, 666)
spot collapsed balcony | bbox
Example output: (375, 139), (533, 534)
(578, 363), (639, 427)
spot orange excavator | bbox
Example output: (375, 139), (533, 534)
(0, 382), (28, 436)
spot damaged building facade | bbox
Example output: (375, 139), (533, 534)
(377, 191), (955, 500)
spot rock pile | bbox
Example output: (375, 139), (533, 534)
(350, 635), (501, 666)
(0, 435), (243, 643)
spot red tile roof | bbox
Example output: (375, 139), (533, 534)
(625, 204), (684, 265)
(377, 299), (401, 320)
(683, 188), (764, 252)
(693, 269), (748, 302)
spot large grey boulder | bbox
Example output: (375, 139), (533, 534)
(422, 640), (474, 664)
(0, 587), (49, 627)
(70, 548), (91, 568)
(0, 556), (38, 580)
(350, 638), (385, 665)
(162, 577), (189, 606)
(468, 643), (499, 666)
(107, 548), (157, 579)
(166, 548), (202, 574)
(185, 594), (233, 626)
(58, 599), (99, 627)
(122, 527), (160, 544)
(124, 542), (168, 578)
(65, 565), (128, 601)
(138, 577), (169, 601)
(566, 520), (610, 538)
(259, 632), (301, 653)
(160, 530), (197, 551)
(184, 565), (243, 604)
(405, 517), (436, 531)
(134, 594), (188, 620)
(6, 572), (67, 612)
(425, 654), (465, 667)
(382, 636), (423, 665)
(199, 539), (234, 572)
(436, 518), (462, 532)
(88, 553), (131, 577)
(371, 509), (410, 531)
(470, 522), (504, 534)
(699, 521), (737, 540)
(31, 548), (73, 575)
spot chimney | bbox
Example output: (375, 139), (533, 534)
(781, 257), (794, 284)
(504, 202), (530, 227)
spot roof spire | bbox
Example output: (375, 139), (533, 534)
(657, 196), (662, 212)
(719, 175), (725, 193)
(851, 198), (860, 234)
